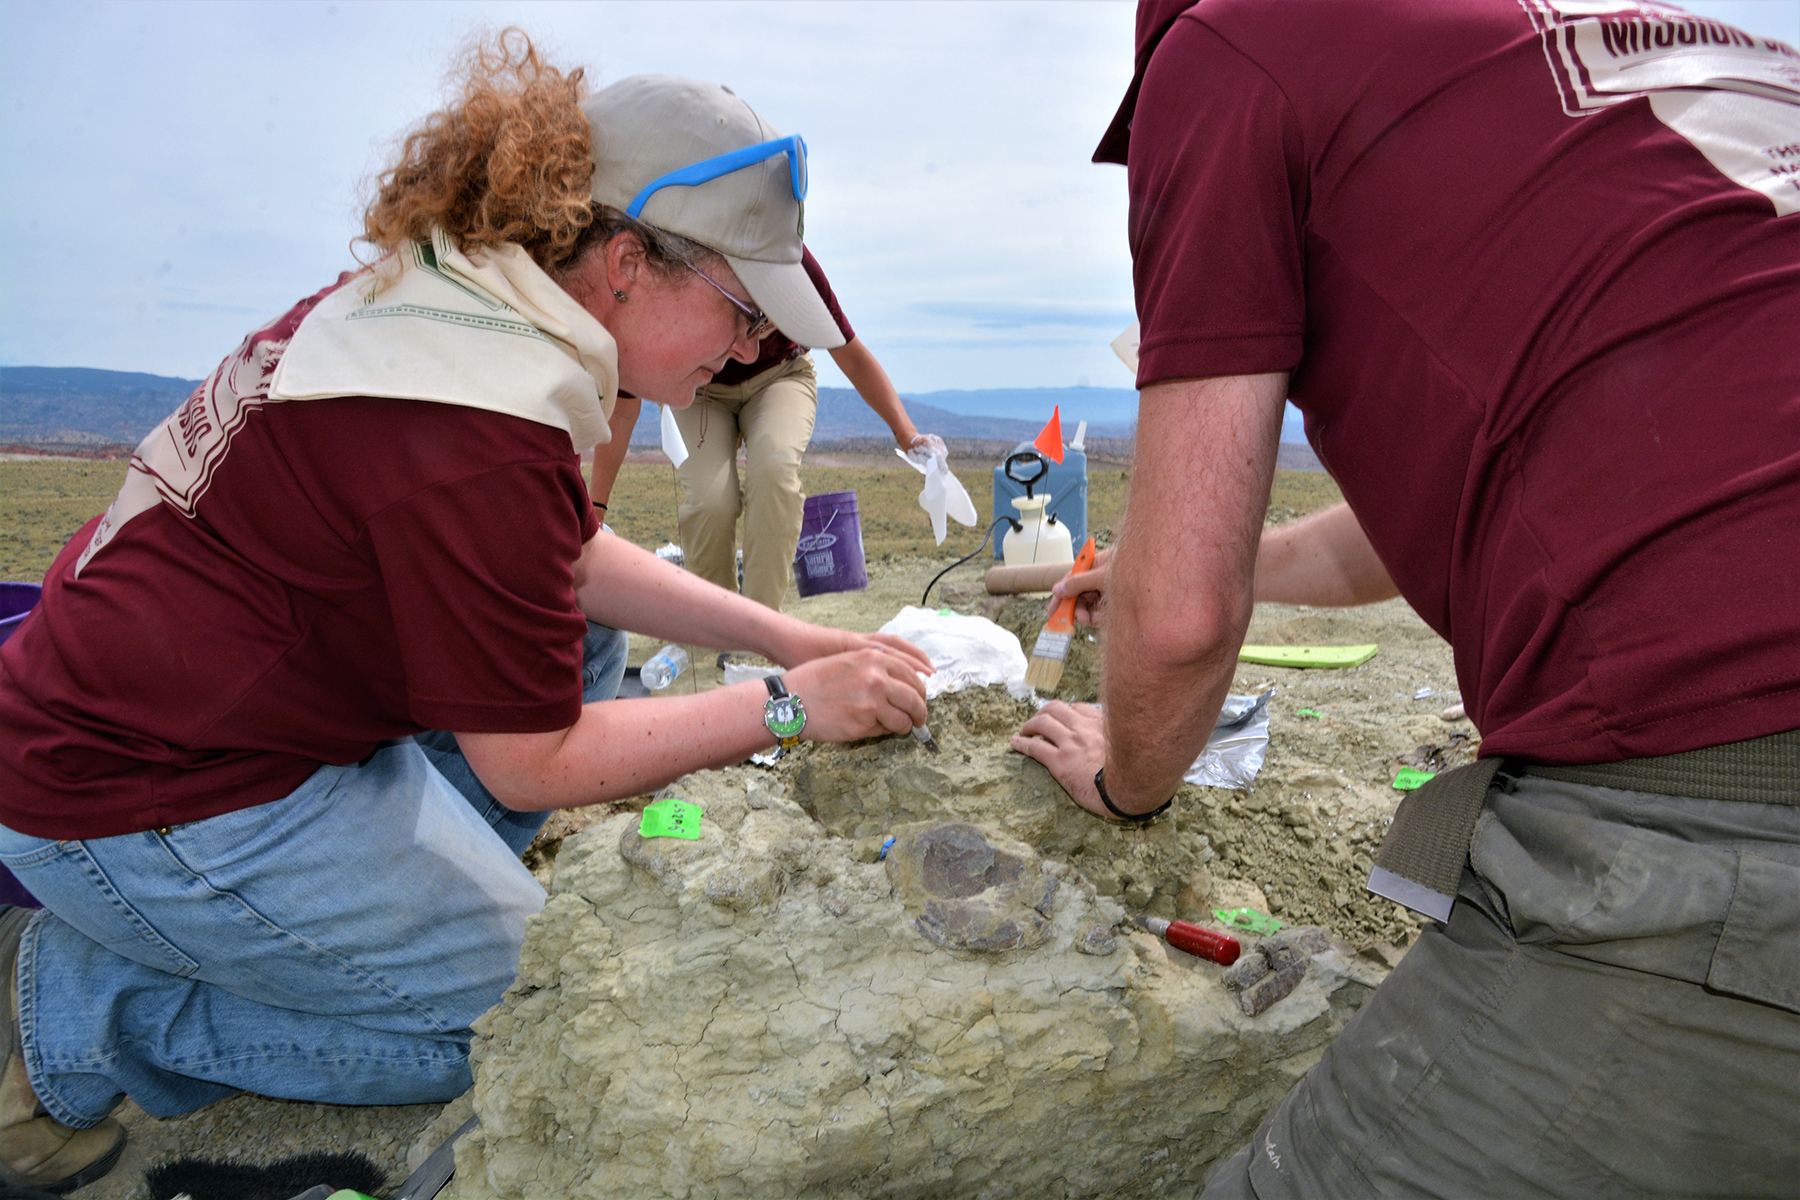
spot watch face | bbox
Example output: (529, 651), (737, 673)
(765, 695), (806, 739)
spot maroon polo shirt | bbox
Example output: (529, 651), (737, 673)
(0, 286), (599, 839)
(1104, 0), (1800, 763)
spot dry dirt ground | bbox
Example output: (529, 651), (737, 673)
(16, 458), (1469, 1198)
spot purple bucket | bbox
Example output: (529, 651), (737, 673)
(0, 583), (44, 907)
(0, 869), (38, 910)
(0, 582), (42, 648)
(792, 491), (868, 598)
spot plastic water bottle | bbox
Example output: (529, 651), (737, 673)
(640, 644), (690, 691)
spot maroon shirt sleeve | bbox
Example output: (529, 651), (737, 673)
(364, 459), (596, 733)
(1128, 15), (1310, 387)
(800, 247), (855, 346)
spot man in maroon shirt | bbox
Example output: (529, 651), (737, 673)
(1015, 2), (1799, 1194)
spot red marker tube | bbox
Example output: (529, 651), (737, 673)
(1137, 916), (1241, 966)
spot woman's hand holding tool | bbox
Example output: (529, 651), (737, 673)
(783, 644), (930, 745)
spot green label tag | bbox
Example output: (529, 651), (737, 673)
(1296, 708), (1322, 718)
(638, 798), (704, 840)
(1392, 767), (1437, 791)
(1214, 907), (1283, 935)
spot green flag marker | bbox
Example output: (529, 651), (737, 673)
(1214, 907), (1284, 935)
(639, 798), (704, 839)
(1296, 708), (1322, 718)
(1392, 767), (1437, 791)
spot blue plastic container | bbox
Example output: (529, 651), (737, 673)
(0, 581), (43, 648)
(992, 444), (1088, 559)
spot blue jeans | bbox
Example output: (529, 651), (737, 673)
(0, 623), (627, 1124)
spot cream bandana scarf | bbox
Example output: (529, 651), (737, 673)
(77, 230), (617, 575)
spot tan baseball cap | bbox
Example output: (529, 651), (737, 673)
(583, 75), (845, 350)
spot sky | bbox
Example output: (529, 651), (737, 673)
(2, 0), (1796, 396)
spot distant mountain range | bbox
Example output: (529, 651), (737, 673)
(1, 367), (203, 445)
(624, 388), (1136, 447)
(1, 367), (1312, 455)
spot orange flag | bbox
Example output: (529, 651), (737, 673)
(1033, 406), (1064, 463)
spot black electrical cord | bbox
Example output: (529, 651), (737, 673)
(921, 517), (1015, 608)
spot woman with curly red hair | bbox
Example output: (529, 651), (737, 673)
(0, 33), (929, 1191)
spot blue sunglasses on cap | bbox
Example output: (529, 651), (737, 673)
(625, 134), (808, 220)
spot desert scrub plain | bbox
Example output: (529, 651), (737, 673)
(1, 452), (1345, 583)
(0, 459), (131, 582)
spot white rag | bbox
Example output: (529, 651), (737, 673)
(878, 606), (1031, 701)
(270, 229), (618, 449)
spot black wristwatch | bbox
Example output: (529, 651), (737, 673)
(763, 675), (807, 756)
(1094, 767), (1174, 824)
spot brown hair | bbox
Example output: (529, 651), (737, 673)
(360, 29), (597, 272)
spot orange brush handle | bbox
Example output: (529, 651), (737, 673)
(1044, 537), (1097, 634)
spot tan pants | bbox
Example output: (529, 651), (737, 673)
(673, 354), (817, 611)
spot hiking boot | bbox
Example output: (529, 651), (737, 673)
(0, 907), (125, 1194)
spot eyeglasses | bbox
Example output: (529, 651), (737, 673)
(625, 134), (808, 220)
(687, 262), (772, 341)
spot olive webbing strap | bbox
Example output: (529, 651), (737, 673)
(1526, 729), (1800, 805)
(1367, 730), (1800, 924)
(1367, 757), (1507, 924)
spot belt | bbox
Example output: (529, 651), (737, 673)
(1367, 729), (1800, 922)
(1524, 729), (1799, 804)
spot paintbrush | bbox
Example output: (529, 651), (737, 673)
(1022, 536), (1097, 692)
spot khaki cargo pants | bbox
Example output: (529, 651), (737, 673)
(673, 354), (816, 612)
(1201, 773), (1800, 1199)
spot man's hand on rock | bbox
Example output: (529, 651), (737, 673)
(1011, 701), (1110, 817)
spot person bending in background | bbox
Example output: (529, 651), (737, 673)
(591, 251), (937, 612)
(1014, 1), (1799, 1196)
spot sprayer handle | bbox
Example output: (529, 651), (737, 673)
(1003, 450), (1050, 495)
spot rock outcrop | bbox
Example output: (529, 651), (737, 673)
(450, 768), (1382, 1200)
(791, 686), (1421, 947)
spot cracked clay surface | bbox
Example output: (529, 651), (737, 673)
(449, 772), (1382, 1199)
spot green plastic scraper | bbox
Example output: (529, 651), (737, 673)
(1237, 643), (1378, 669)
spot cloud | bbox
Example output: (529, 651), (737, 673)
(907, 302), (1136, 331)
